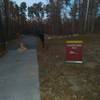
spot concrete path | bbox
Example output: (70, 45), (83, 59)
(8, 35), (38, 50)
(0, 36), (41, 100)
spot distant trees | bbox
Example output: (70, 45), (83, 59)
(0, 0), (100, 39)
(20, 2), (27, 17)
(0, 0), (24, 40)
(20, 2), (27, 29)
(48, 0), (62, 34)
(75, 0), (100, 33)
(86, 0), (98, 33)
(27, 0), (100, 34)
(0, 10), (2, 32)
(0, 10), (4, 39)
(70, 0), (78, 33)
(28, 2), (45, 22)
(3, 0), (9, 40)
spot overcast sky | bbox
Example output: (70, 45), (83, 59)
(12, 0), (49, 6)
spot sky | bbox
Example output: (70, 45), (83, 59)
(12, 0), (49, 6)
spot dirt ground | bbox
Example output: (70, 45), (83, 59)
(37, 34), (100, 100)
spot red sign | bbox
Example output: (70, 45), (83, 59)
(66, 41), (83, 63)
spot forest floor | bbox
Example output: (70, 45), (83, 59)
(37, 33), (100, 100)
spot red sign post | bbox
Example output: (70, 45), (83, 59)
(65, 40), (83, 63)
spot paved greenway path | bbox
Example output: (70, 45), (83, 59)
(0, 36), (41, 100)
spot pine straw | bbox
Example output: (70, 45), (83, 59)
(37, 34), (100, 100)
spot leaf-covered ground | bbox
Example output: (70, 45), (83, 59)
(37, 34), (100, 100)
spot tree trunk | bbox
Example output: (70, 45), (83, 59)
(49, 0), (62, 35)
(4, 0), (9, 41)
